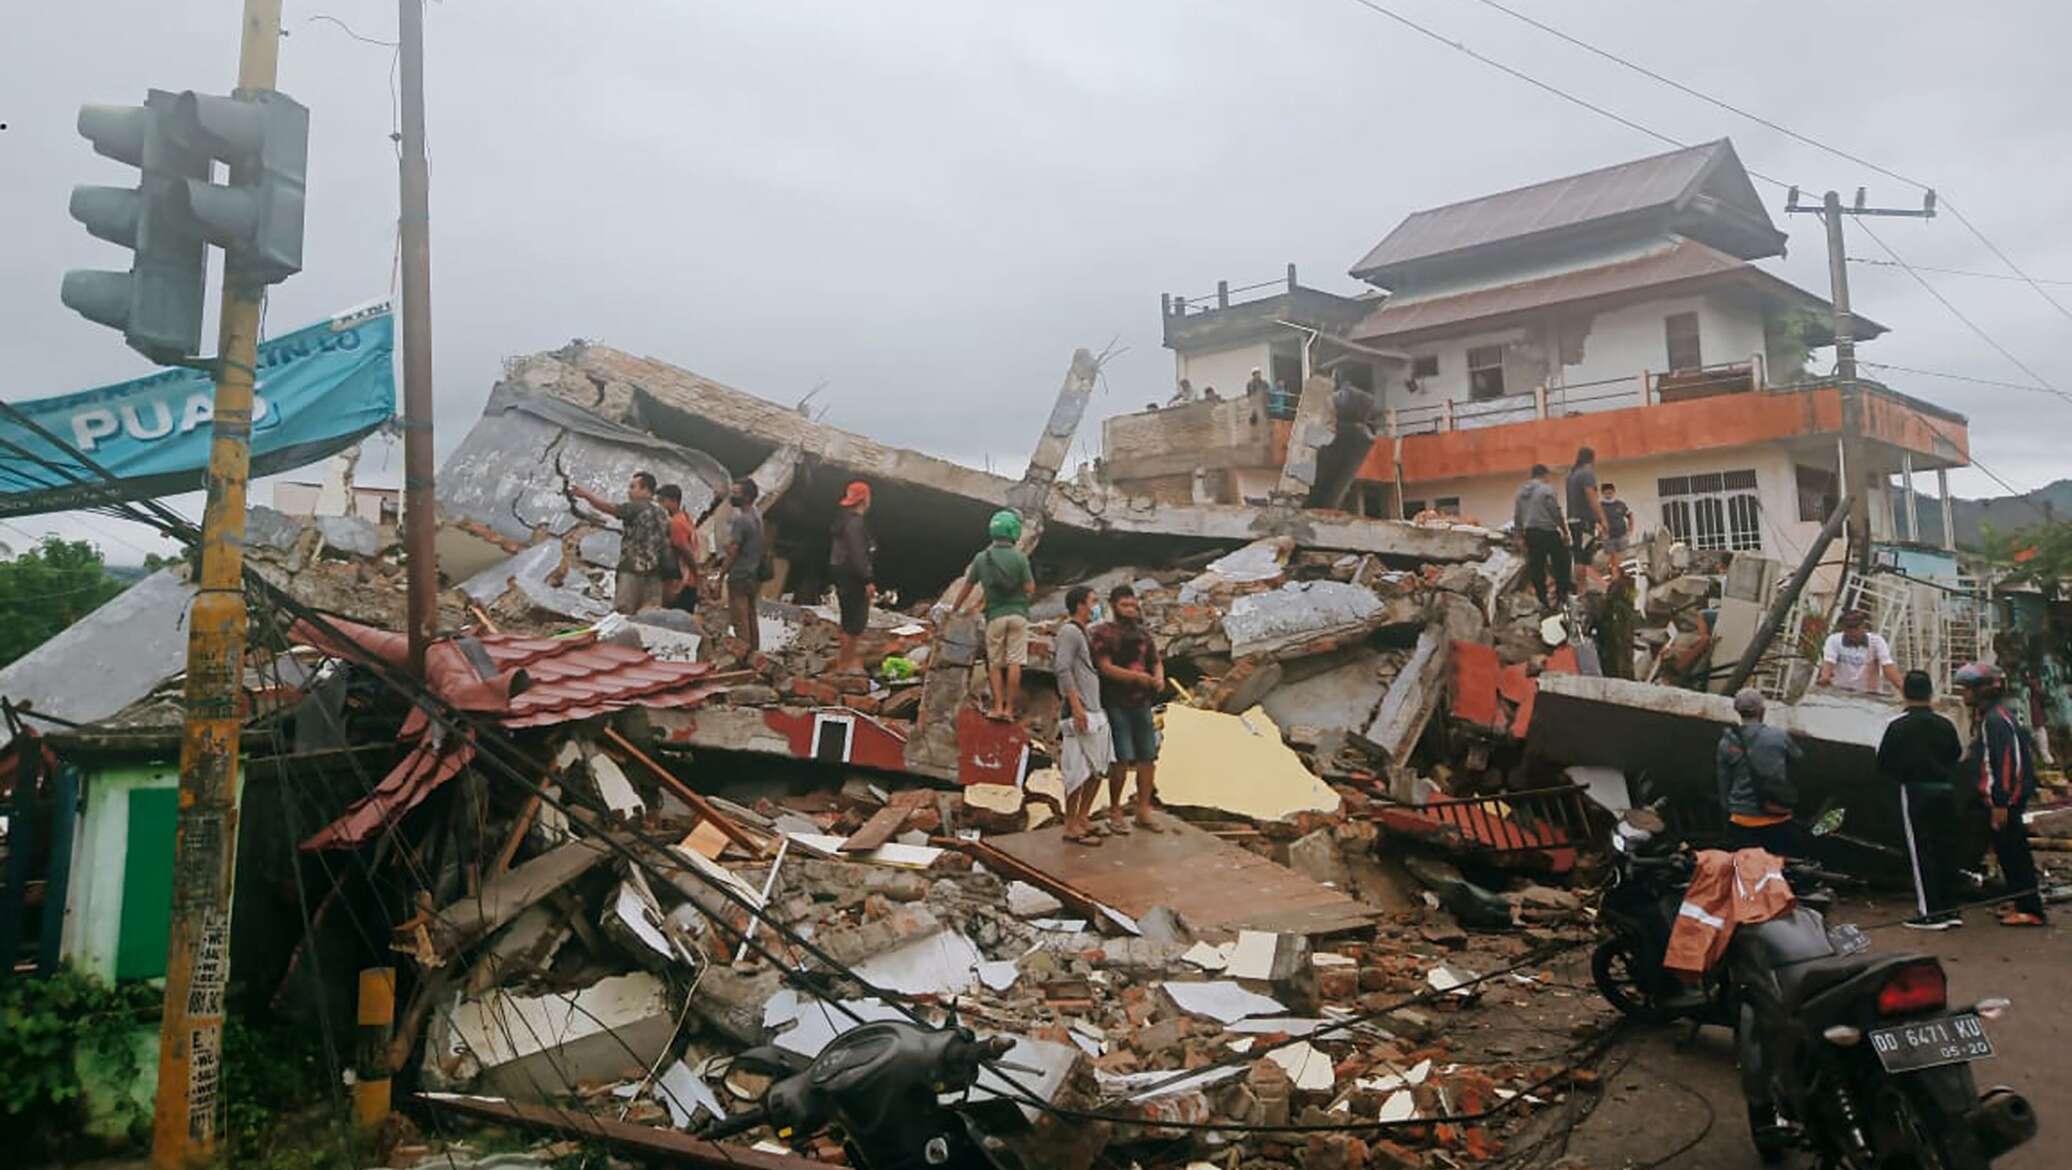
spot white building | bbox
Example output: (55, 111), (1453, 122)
(1110, 139), (1966, 574)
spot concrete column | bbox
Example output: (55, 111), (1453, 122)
(1937, 467), (1956, 552)
(1901, 452), (1919, 543)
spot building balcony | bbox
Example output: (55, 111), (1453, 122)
(1350, 373), (1969, 486)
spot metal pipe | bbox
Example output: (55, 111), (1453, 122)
(399, 0), (438, 675)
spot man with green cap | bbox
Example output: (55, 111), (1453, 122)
(943, 510), (1036, 720)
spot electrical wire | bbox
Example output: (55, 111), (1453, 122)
(1458, 0), (2072, 330)
(1851, 218), (2072, 410)
(1849, 258), (2072, 287)
(1859, 361), (2072, 398)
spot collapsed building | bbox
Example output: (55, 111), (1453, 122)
(3, 137), (2066, 1168)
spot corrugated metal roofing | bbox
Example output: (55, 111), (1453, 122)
(1350, 141), (1731, 282)
(298, 623), (724, 850)
(1351, 239), (1878, 343)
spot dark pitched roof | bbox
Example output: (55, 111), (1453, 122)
(1349, 140), (1785, 288)
(1350, 239), (1883, 344)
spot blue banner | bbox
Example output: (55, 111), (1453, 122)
(0, 303), (396, 518)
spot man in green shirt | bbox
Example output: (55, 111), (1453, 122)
(944, 509), (1035, 721)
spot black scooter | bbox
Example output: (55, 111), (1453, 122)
(703, 1020), (1030, 1170)
(1593, 807), (2036, 1167)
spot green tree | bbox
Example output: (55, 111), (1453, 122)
(0, 537), (129, 668)
(1980, 517), (2072, 600)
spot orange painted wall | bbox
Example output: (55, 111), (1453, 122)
(1326, 385), (1966, 485)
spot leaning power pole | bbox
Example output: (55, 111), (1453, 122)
(398, 0), (438, 674)
(1785, 186), (1935, 572)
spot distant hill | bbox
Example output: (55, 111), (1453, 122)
(1891, 478), (2072, 549)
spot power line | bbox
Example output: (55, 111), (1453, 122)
(1848, 258), (2072, 287)
(1459, 0), (2072, 327)
(1851, 218), (2072, 409)
(1332, 0), (2072, 428)
(1858, 361), (2070, 398)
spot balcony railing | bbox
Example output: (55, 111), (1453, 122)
(1384, 356), (1766, 437)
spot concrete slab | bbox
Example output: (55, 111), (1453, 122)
(984, 815), (1376, 938)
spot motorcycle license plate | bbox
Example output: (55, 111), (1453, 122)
(1868, 1013), (1994, 1073)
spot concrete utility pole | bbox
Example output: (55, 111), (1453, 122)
(1786, 186), (1935, 573)
(398, 0), (438, 674)
(152, 0), (281, 1162)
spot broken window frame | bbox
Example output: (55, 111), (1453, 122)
(1434, 496), (1462, 517)
(1409, 354), (1440, 380)
(1466, 345), (1507, 399)
(812, 713), (856, 763)
(1664, 312), (1703, 372)
(1795, 464), (1839, 522)
(1658, 468), (1761, 551)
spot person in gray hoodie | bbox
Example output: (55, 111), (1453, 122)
(1716, 688), (1802, 855)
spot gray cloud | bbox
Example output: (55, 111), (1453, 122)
(6, 0), (2071, 561)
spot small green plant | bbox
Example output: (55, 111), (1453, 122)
(0, 968), (159, 1154)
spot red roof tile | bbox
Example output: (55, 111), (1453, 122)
(294, 619), (723, 850)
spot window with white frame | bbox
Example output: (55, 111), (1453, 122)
(1467, 344), (1506, 399)
(1657, 469), (1761, 551)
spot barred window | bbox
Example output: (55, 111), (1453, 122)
(1658, 468), (1761, 551)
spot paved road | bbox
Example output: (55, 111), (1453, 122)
(1559, 893), (2065, 1169)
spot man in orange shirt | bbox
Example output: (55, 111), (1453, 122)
(1716, 688), (1802, 855)
(656, 484), (701, 613)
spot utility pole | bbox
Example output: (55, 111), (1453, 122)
(1785, 185), (1935, 572)
(398, 0), (438, 675)
(152, 0), (283, 1163)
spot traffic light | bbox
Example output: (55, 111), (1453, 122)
(62, 87), (309, 363)
(62, 89), (209, 364)
(176, 90), (308, 284)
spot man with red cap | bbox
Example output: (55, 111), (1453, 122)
(830, 481), (876, 674)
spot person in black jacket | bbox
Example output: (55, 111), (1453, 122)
(829, 481), (876, 675)
(1878, 670), (1967, 929)
(1956, 662), (2047, 926)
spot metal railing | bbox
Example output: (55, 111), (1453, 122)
(1381, 355), (1768, 437)
(1165, 266), (1301, 317)
(1386, 784), (1596, 856)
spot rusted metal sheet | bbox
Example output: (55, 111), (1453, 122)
(983, 817), (1377, 938)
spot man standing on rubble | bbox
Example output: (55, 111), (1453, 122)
(1093, 583), (1166, 833)
(1565, 446), (1610, 571)
(568, 470), (672, 615)
(657, 484), (701, 613)
(1716, 688), (1802, 855)
(1598, 482), (1634, 553)
(829, 481), (876, 674)
(1878, 669), (1966, 929)
(718, 477), (766, 656)
(1818, 610), (1904, 695)
(1053, 585), (1113, 846)
(944, 510), (1036, 720)
(1955, 662), (2047, 927)
(1513, 464), (1570, 611)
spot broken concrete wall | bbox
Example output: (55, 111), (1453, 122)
(435, 379), (731, 580)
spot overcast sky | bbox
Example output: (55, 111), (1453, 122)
(6, 0), (2072, 564)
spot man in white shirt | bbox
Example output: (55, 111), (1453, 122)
(1817, 610), (1905, 694)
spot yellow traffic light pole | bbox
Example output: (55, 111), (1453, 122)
(150, 0), (281, 1163)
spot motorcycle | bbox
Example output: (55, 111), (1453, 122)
(1593, 806), (2037, 1167)
(701, 1019), (1031, 1170)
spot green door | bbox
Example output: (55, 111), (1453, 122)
(115, 787), (179, 980)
